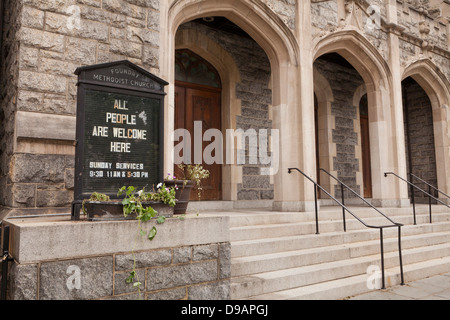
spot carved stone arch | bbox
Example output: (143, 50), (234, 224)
(313, 30), (392, 92)
(167, 0), (300, 113)
(353, 85), (367, 107)
(403, 59), (450, 111)
(168, 0), (299, 68)
(314, 66), (334, 104)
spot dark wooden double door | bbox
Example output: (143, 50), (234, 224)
(175, 82), (222, 201)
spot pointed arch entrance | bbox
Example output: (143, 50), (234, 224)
(313, 30), (409, 206)
(402, 60), (450, 201)
(163, 0), (314, 211)
(174, 49), (222, 200)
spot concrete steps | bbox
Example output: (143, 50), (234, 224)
(229, 205), (450, 300)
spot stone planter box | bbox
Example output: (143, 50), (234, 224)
(84, 201), (174, 221)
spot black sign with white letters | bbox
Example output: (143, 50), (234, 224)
(74, 61), (168, 203)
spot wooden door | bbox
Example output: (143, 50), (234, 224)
(360, 115), (373, 198)
(175, 82), (222, 201)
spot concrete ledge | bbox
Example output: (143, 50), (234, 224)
(16, 111), (76, 141)
(5, 215), (230, 264)
(371, 198), (411, 208)
(0, 206), (72, 220)
(186, 200), (273, 211)
(272, 201), (318, 212)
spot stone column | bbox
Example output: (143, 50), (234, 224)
(273, 0), (316, 212)
(376, 0), (409, 207)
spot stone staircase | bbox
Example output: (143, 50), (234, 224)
(229, 204), (450, 300)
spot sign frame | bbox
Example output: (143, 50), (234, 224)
(72, 60), (168, 220)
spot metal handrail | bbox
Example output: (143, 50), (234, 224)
(289, 168), (404, 289)
(384, 172), (450, 225)
(320, 168), (399, 229)
(409, 173), (450, 201)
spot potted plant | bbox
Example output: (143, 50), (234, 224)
(165, 164), (210, 214)
(82, 184), (177, 222)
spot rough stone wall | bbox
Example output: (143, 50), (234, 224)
(397, 0), (448, 51)
(311, 0), (339, 38)
(179, 21), (274, 201)
(261, 0), (297, 29)
(310, 1), (449, 81)
(403, 78), (438, 203)
(0, 0), (22, 209)
(8, 242), (231, 300)
(311, 0), (391, 60)
(1, 0), (449, 210)
(431, 51), (450, 82)
(1, 0), (162, 213)
(314, 57), (365, 198)
(234, 43), (274, 201)
(397, 0), (450, 83)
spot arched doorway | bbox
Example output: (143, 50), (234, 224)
(402, 60), (450, 203)
(402, 76), (437, 203)
(313, 30), (409, 207)
(313, 52), (365, 199)
(359, 94), (372, 198)
(165, 0), (308, 211)
(174, 49), (222, 200)
(173, 17), (277, 204)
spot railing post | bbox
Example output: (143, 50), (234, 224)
(1, 226), (11, 301)
(380, 228), (386, 290)
(341, 183), (346, 232)
(314, 185), (319, 235)
(428, 185), (432, 224)
(411, 184), (416, 225)
(398, 226), (405, 286)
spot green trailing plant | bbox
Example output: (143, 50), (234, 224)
(84, 184), (178, 299)
(117, 184), (177, 299)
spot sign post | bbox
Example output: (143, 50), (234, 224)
(72, 61), (168, 220)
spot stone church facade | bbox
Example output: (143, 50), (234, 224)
(0, 0), (449, 219)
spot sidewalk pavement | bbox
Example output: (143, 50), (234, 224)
(346, 272), (450, 300)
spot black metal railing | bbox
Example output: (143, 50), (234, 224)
(288, 168), (404, 289)
(410, 173), (450, 224)
(1, 223), (13, 300)
(384, 172), (450, 225)
(320, 168), (400, 232)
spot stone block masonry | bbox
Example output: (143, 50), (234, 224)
(3, 215), (231, 300)
(0, 0), (163, 216)
(314, 57), (364, 199)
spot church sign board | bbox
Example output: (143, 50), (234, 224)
(72, 61), (168, 219)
